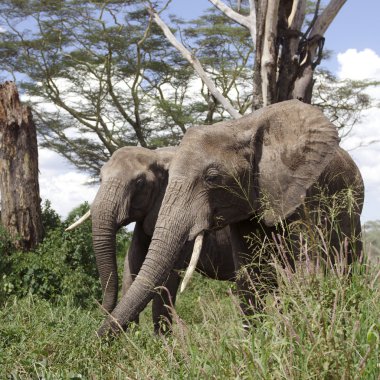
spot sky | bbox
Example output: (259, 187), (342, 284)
(34, 0), (380, 222)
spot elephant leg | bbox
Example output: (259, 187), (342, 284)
(152, 243), (191, 334)
(121, 254), (134, 297)
(152, 270), (182, 334)
(121, 222), (151, 325)
(230, 220), (278, 321)
(327, 209), (363, 268)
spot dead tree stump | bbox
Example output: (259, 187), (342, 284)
(0, 81), (43, 250)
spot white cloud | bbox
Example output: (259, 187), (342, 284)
(337, 49), (380, 81)
(338, 49), (380, 222)
(39, 148), (98, 219)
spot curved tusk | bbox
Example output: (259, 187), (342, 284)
(180, 231), (204, 293)
(65, 210), (91, 231)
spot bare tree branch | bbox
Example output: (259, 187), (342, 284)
(149, 7), (241, 119)
(292, 0), (346, 102)
(209, 0), (257, 45)
(288, 0), (306, 30)
(208, 0), (250, 28)
(261, 0), (279, 106)
(310, 0), (347, 37)
(248, 0), (257, 42)
(287, 0), (299, 28)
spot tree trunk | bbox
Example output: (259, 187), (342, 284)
(152, 0), (346, 112)
(0, 81), (43, 251)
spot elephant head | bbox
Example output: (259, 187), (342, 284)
(90, 146), (174, 313)
(98, 99), (362, 336)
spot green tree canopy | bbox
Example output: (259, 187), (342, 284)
(0, 0), (376, 175)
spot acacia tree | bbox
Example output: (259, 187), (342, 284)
(0, 1), (194, 174)
(0, 0), (257, 175)
(150, 0), (374, 116)
(0, 0), (375, 177)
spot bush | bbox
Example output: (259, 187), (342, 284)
(0, 224), (16, 257)
(0, 262), (378, 378)
(0, 202), (131, 308)
(41, 199), (62, 235)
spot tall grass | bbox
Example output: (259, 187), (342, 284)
(0, 258), (378, 379)
(1, 196), (379, 378)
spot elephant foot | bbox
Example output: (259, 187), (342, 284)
(154, 317), (173, 336)
(97, 317), (126, 339)
(154, 322), (172, 336)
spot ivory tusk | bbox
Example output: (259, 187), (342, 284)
(180, 231), (204, 293)
(65, 210), (91, 231)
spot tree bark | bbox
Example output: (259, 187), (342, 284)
(0, 81), (43, 250)
(261, 0), (280, 106)
(152, 0), (346, 113)
(291, 0), (347, 102)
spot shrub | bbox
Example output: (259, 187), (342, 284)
(41, 199), (62, 235)
(0, 202), (131, 308)
(0, 224), (16, 257)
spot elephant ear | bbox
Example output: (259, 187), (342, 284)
(253, 100), (339, 226)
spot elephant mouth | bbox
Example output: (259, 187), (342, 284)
(209, 202), (254, 230)
(211, 214), (227, 229)
(188, 211), (226, 240)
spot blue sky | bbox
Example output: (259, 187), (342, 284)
(33, 1), (380, 222)
(166, 0), (380, 72)
(324, 0), (380, 71)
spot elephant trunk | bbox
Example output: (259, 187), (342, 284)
(91, 179), (124, 313)
(92, 216), (118, 313)
(97, 178), (192, 336)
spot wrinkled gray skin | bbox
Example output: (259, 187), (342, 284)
(91, 146), (234, 333)
(98, 100), (364, 337)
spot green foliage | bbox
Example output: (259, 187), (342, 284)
(41, 199), (62, 235)
(0, 201), (379, 377)
(0, 0), (375, 178)
(363, 220), (380, 262)
(0, 0), (197, 175)
(0, 202), (97, 306)
(313, 69), (377, 133)
(0, 262), (378, 378)
(0, 202), (131, 307)
(0, 224), (16, 258)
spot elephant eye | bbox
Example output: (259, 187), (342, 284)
(135, 176), (145, 188)
(204, 167), (220, 186)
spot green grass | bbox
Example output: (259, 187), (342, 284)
(1, 263), (379, 380)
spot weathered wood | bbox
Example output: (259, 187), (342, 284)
(276, 0), (306, 102)
(252, 0), (267, 109)
(151, 0), (346, 112)
(0, 81), (43, 250)
(149, 8), (241, 120)
(209, 0), (251, 29)
(261, 0), (280, 106)
(291, 0), (347, 102)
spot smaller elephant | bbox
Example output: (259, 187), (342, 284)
(69, 146), (234, 333)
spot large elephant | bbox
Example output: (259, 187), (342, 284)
(85, 146), (234, 332)
(97, 99), (364, 336)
